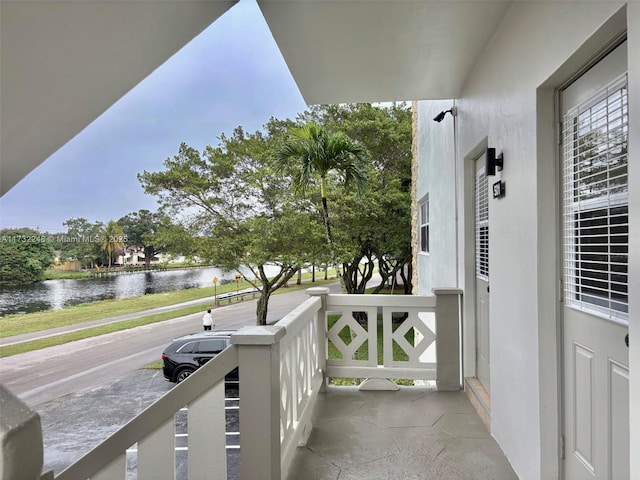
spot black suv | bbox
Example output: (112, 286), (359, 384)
(162, 330), (238, 383)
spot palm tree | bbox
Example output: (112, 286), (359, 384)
(275, 123), (369, 278)
(99, 220), (126, 268)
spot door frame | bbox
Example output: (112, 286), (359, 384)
(474, 153), (490, 392)
(557, 37), (629, 480)
(535, 11), (628, 478)
(462, 139), (489, 384)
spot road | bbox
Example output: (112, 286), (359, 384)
(0, 283), (341, 407)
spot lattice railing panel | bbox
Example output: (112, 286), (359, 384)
(279, 298), (323, 465)
(326, 307), (378, 367)
(325, 295), (442, 381)
(383, 308), (436, 369)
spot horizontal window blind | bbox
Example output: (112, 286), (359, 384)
(419, 196), (429, 253)
(562, 74), (628, 320)
(475, 167), (489, 280)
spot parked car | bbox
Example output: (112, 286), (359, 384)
(162, 330), (238, 383)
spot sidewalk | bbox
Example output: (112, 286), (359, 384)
(0, 287), (258, 348)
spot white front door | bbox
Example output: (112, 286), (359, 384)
(475, 154), (490, 392)
(561, 41), (629, 480)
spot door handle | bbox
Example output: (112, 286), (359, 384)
(625, 333), (629, 348)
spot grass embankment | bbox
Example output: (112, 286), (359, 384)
(42, 270), (92, 280)
(327, 313), (414, 386)
(41, 263), (210, 281)
(0, 305), (208, 358)
(0, 273), (337, 358)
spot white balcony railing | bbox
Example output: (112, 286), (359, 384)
(0, 288), (462, 480)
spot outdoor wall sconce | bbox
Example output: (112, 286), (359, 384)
(433, 106), (457, 123)
(485, 147), (503, 176)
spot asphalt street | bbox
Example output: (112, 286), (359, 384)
(0, 282), (341, 477)
(0, 282), (340, 407)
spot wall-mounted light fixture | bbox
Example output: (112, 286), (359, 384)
(485, 147), (503, 176)
(433, 106), (457, 123)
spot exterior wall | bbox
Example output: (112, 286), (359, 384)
(416, 2), (633, 479)
(627, 4), (639, 478)
(415, 99), (458, 296)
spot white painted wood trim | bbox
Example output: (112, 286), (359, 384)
(54, 346), (238, 480)
(188, 381), (227, 480)
(138, 418), (175, 480)
(327, 365), (437, 380)
(326, 294), (436, 309)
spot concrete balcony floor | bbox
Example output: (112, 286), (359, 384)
(286, 386), (518, 480)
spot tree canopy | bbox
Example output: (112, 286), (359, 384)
(297, 103), (413, 293)
(118, 209), (167, 267)
(274, 122), (369, 284)
(139, 120), (324, 324)
(0, 228), (55, 285)
(55, 217), (103, 266)
(138, 103), (413, 321)
(99, 221), (126, 268)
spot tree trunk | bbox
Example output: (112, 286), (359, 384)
(321, 196), (345, 290)
(296, 268), (302, 285)
(321, 197), (334, 255)
(402, 261), (413, 294)
(342, 254), (374, 294)
(256, 289), (271, 325)
(312, 264), (316, 282)
(144, 247), (154, 268)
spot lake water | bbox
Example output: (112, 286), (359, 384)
(0, 266), (260, 316)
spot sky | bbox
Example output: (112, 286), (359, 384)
(0, 0), (307, 233)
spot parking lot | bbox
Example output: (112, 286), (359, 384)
(38, 368), (240, 479)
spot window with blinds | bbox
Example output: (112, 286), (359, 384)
(419, 195), (429, 253)
(475, 167), (489, 280)
(562, 74), (628, 320)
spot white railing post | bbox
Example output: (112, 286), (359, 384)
(0, 384), (48, 480)
(231, 326), (286, 480)
(307, 287), (329, 391)
(433, 288), (463, 391)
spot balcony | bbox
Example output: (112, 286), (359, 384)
(3, 287), (516, 479)
(287, 387), (515, 479)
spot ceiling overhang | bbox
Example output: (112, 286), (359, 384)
(1, 0), (513, 196)
(258, 0), (512, 105)
(0, 0), (237, 195)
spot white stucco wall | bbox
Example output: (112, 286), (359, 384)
(417, 3), (634, 479)
(416, 100), (458, 296)
(626, 4), (639, 479)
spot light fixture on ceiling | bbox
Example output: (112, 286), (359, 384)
(433, 106), (457, 123)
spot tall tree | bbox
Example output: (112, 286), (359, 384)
(301, 104), (413, 294)
(118, 209), (167, 267)
(139, 120), (322, 324)
(99, 220), (126, 268)
(0, 228), (54, 284)
(58, 217), (104, 266)
(274, 122), (369, 282)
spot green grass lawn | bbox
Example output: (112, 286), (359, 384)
(0, 274), (338, 357)
(0, 304), (207, 358)
(1, 273), (336, 339)
(327, 313), (414, 386)
(4, 269), (416, 389)
(42, 263), (210, 280)
(42, 269), (92, 280)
